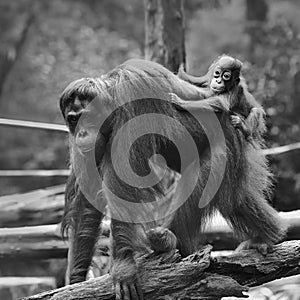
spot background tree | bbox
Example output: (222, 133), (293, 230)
(245, 0), (268, 62)
(144, 0), (185, 72)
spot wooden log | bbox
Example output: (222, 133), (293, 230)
(0, 224), (110, 260)
(19, 241), (300, 300)
(0, 224), (67, 259)
(0, 185), (65, 227)
(0, 211), (298, 260)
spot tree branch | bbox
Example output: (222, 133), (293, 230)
(20, 241), (300, 300)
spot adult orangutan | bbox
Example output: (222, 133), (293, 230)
(60, 59), (286, 300)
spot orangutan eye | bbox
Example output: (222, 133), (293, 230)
(214, 69), (221, 77)
(222, 71), (231, 81)
(67, 114), (79, 124)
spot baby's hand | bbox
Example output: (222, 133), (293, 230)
(168, 92), (182, 103)
(168, 93), (204, 111)
(230, 115), (242, 127)
(168, 93), (187, 111)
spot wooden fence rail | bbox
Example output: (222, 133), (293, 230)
(0, 224), (110, 260)
(1, 118), (300, 159)
(0, 118), (68, 132)
(0, 185), (64, 227)
(0, 211), (299, 260)
(0, 170), (70, 177)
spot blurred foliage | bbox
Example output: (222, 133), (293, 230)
(247, 21), (300, 210)
(0, 0), (299, 211)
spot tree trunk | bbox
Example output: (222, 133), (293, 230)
(245, 0), (268, 62)
(0, 13), (33, 109)
(246, 0), (268, 22)
(144, 0), (186, 72)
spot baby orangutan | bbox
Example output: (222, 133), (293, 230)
(172, 55), (266, 144)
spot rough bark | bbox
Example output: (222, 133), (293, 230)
(144, 0), (185, 72)
(20, 241), (300, 300)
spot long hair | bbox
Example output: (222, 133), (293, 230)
(60, 58), (273, 237)
(89, 60), (249, 225)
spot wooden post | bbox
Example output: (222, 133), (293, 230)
(144, 0), (186, 72)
